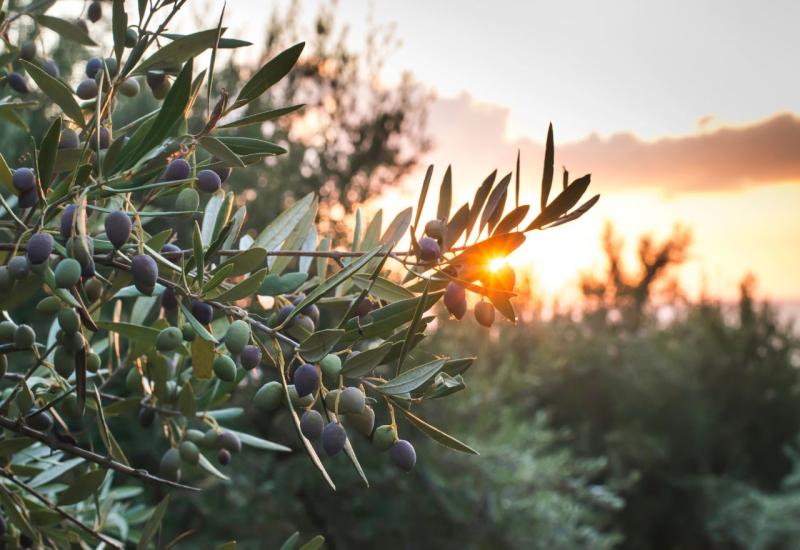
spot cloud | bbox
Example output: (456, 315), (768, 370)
(427, 93), (800, 193)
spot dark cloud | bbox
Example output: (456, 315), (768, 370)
(428, 93), (800, 192)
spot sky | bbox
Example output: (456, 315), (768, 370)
(215, 0), (799, 304)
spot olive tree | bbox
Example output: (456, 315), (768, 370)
(0, 0), (598, 547)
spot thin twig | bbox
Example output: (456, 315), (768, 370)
(0, 470), (124, 549)
(0, 415), (199, 492)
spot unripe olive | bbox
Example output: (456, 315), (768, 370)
(131, 254), (157, 295)
(200, 429), (220, 448)
(54, 258), (81, 288)
(217, 448), (231, 466)
(191, 300), (213, 324)
(85, 278), (103, 302)
(300, 410), (324, 440)
(162, 158), (190, 182)
(14, 324), (35, 349)
(36, 296), (60, 314)
(125, 27), (138, 47)
(156, 327), (183, 352)
(321, 422), (347, 456)
(8, 256), (30, 280)
(63, 331), (85, 352)
(159, 448), (181, 482)
(179, 441), (200, 465)
(7, 72), (29, 94)
(53, 346), (75, 377)
(444, 281), (467, 319)
(196, 170), (221, 193)
(319, 354), (341, 385)
(86, 352), (101, 373)
(19, 41), (36, 61)
(372, 424), (397, 451)
(87, 1), (102, 22)
(104, 211), (132, 249)
(59, 129), (80, 150)
(345, 405), (375, 437)
(118, 77), (140, 97)
(474, 301), (495, 328)
(57, 308), (81, 334)
(424, 219), (445, 240)
(253, 381), (283, 411)
(26, 411), (53, 432)
(76, 78), (98, 100)
(418, 237), (441, 262)
(12, 167), (35, 193)
(213, 355), (237, 382)
(0, 321), (17, 342)
(218, 430), (241, 453)
(0, 267), (12, 292)
(175, 187), (200, 212)
(338, 387), (365, 415)
(181, 323), (196, 342)
(185, 429), (204, 444)
(293, 363), (318, 397)
(224, 320), (250, 355)
(138, 406), (155, 428)
(288, 384), (313, 408)
(389, 439), (417, 472)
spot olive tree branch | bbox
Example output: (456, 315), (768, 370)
(0, 415), (199, 492)
(0, 470), (124, 549)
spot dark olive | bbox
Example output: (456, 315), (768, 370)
(293, 363), (318, 397)
(104, 211), (132, 249)
(321, 422), (347, 456)
(418, 236), (441, 262)
(196, 169), (221, 193)
(161, 158), (191, 182)
(300, 410), (324, 440)
(131, 255), (157, 295)
(389, 439), (416, 472)
(26, 233), (53, 265)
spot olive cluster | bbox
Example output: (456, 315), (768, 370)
(420, 219), (517, 328)
(3, 4), (140, 100)
(253, 353), (416, 473)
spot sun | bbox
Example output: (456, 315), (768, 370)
(488, 257), (506, 272)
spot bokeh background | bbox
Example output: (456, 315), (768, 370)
(10, 0), (800, 548)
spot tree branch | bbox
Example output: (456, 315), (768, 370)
(0, 415), (199, 492)
(0, 470), (124, 549)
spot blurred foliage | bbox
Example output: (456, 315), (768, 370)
(204, 1), (430, 241)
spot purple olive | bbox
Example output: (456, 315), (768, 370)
(104, 211), (132, 249)
(293, 363), (318, 397)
